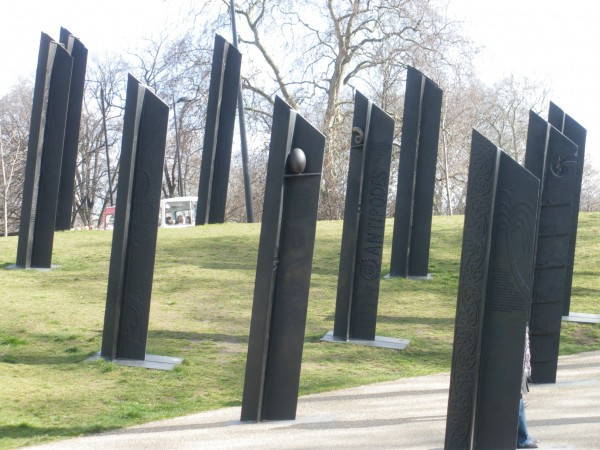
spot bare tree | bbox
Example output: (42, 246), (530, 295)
(429, 73), (549, 215)
(2, 1), (568, 233)
(128, 31), (214, 201)
(0, 79), (33, 235)
(435, 77), (485, 215)
(213, 0), (474, 218)
(475, 75), (549, 164)
(580, 161), (600, 212)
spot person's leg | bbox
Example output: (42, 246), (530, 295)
(517, 397), (537, 448)
(517, 397), (529, 445)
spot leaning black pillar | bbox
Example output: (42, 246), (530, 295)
(196, 34), (241, 225)
(97, 74), (181, 370)
(389, 66), (442, 279)
(15, 33), (73, 269)
(445, 130), (540, 450)
(547, 102), (587, 318)
(55, 27), (88, 231)
(241, 96), (324, 422)
(525, 111), (579, 383)
(324, 91), (406, 349)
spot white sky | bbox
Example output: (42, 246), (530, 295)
(0, 0), (598, 164)
(447, 0), (600, 165)
(0, 0), (183, 90)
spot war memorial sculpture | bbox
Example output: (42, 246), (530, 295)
(445, 130), (540, 449)
(323, 91), (408, 350)
(241, 96), (324, 421)
(524, 110), (581, 383)
(55, 27), (88, 231)
(14, 33), (73, 269)
(547, 103), (592, 321)
(6, 19), (595, 448)
(389, 66), (443, 279)
(196, 35), (242, 225)
(95, 74), (182, 370)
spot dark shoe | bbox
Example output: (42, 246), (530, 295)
(518, 440), (539, 449)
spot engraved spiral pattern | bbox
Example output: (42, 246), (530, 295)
(359, 257), (381, 280)
(445, 134), (497, 449)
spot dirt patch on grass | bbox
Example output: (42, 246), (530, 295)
(566, 324), (600, 346)
(217, 342), (245, 354)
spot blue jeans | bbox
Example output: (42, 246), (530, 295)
(517, 397), (535, 447)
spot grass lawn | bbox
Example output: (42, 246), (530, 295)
(1, 213), (599, 448)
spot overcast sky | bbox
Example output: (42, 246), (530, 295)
(448, 0), (599, 164)
(0, 0), (183, 92)
(1, 0), (598, 164)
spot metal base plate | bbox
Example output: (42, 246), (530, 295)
(384, 273), (432, 280)
(5, 264), (60, 271)
(321, 331), (409, 350)
(562, 312), (600, 324)
(86, 352), (184, 371)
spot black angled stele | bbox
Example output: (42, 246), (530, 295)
(525, 110), (579, 384)
(55, 27), (88, 231)
(100, 75), (171, 365)
(547, 102), (587, 317)
(445, 130), (540, 450)
(389, 66), (442, 279)
(331, 91), (395, 342)
(196, 34), (242, 225)
(15, 33), (73, 269)
(241, 97), (324, 422)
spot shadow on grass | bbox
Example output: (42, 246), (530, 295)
(0, 423), (115, 440)
(320, 315), (455, 327)
(378, 315), (455, 326)
(158, 235), (257, 271)
(0, 329), (250, 366)
(0, 353), (93, 365)
(570, 286), (600, 297)
(158, 233), (346, 277)
(147, 330), (248, 344)
(574, 270), (600, 277)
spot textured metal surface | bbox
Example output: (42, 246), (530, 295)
(547, 102), (587, 316)
(445, 131), (540, 449)
(562, 312), (600, 324)
(101, 75), (169, 361)
(525, 111), (579, 384)
(389, 66), (442, 278)
(16, 33), (73, 269)
(241, 97), (324, 422)
(55, 27), (88, 231)
(87, 352), (182, 371)
(196, 35), (241, 224)
(333, 91), (394, 341)
(321, 331), (409, 350)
